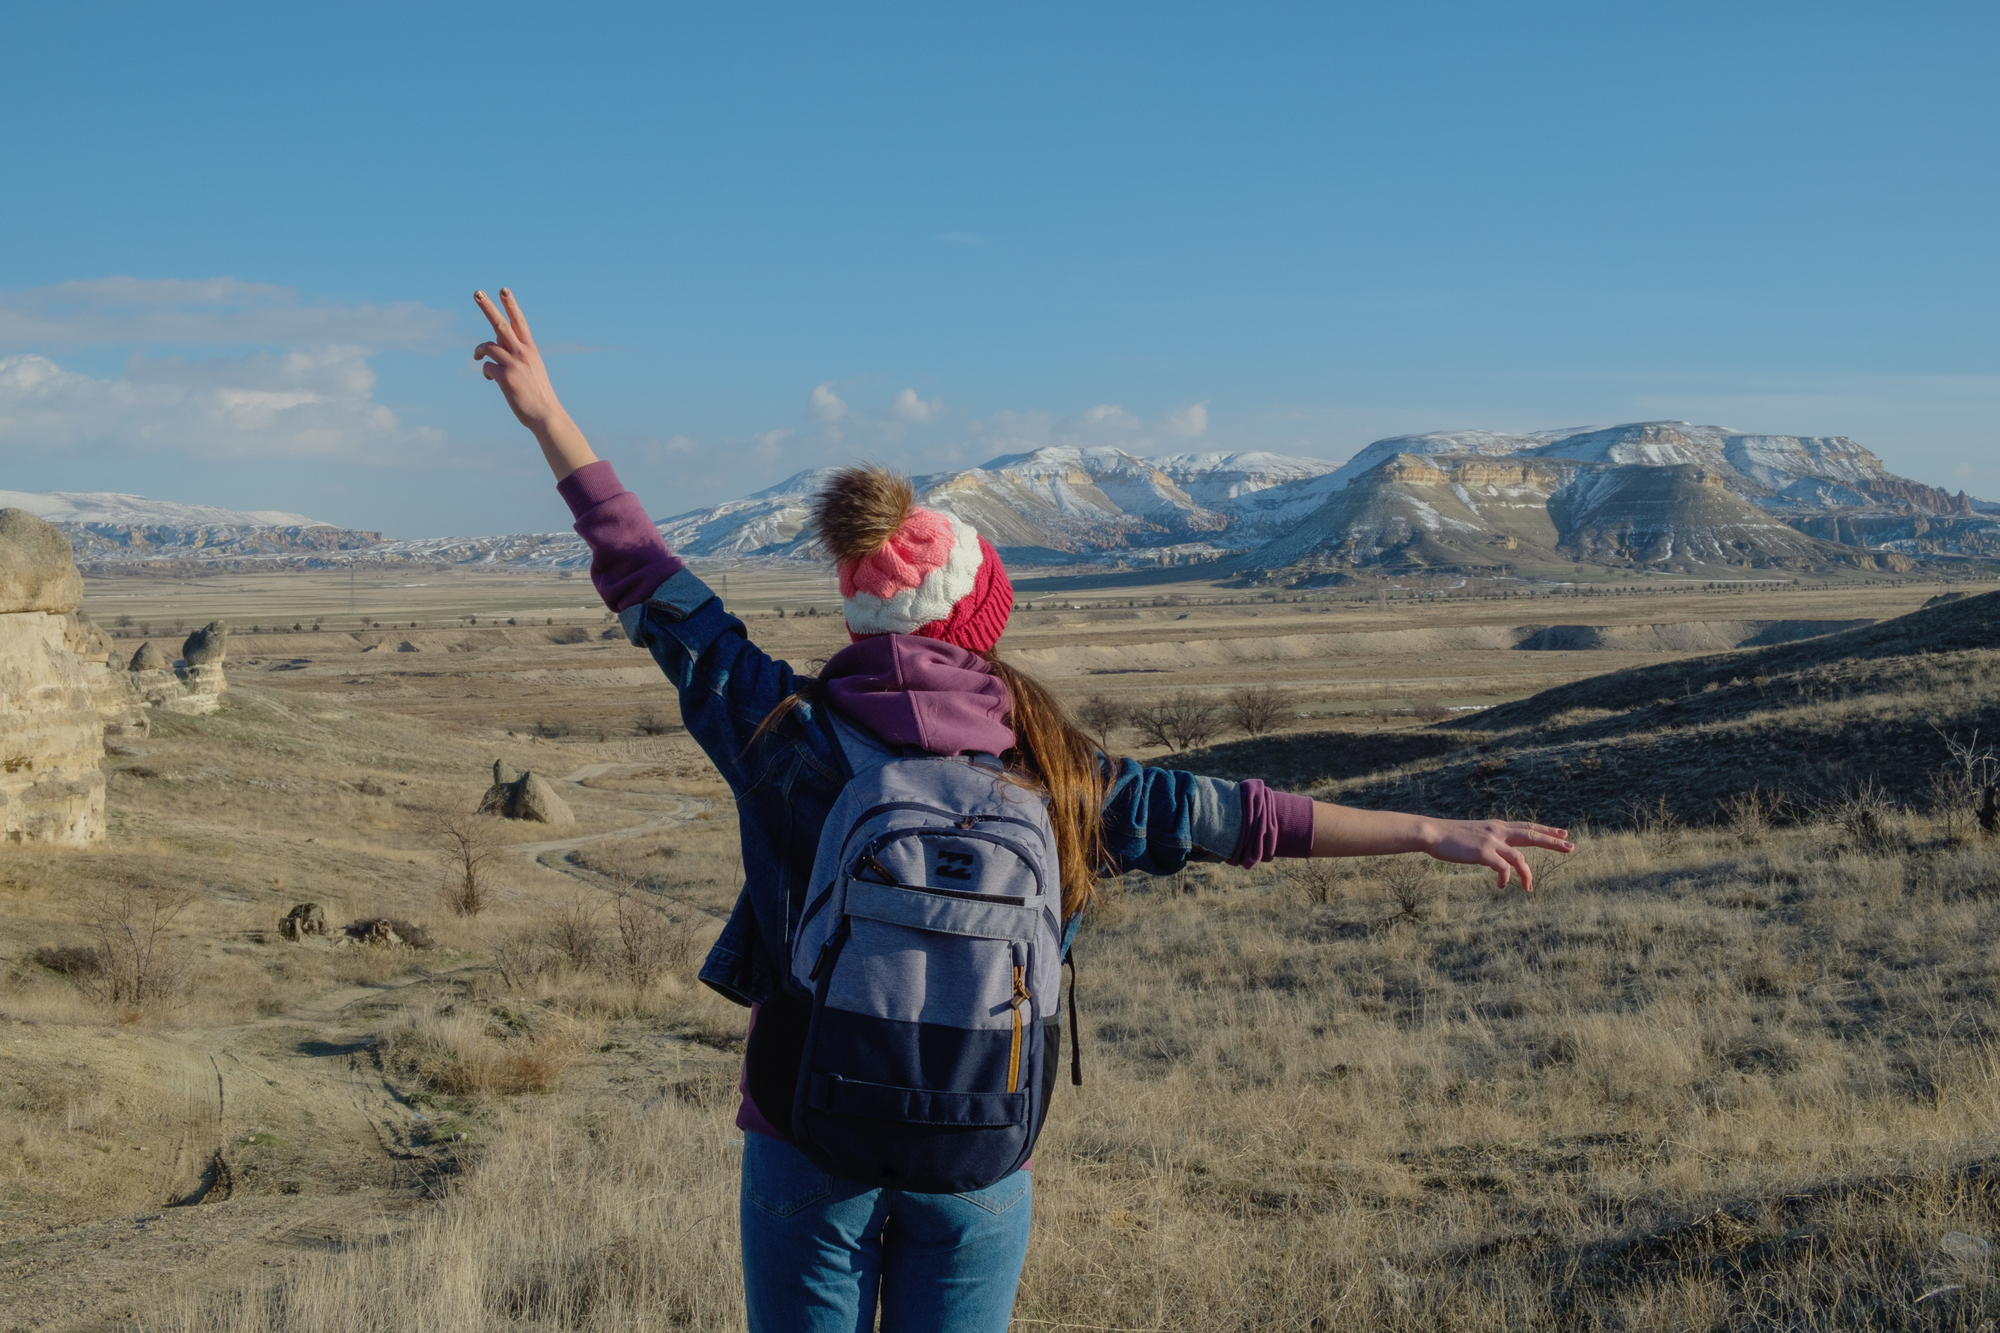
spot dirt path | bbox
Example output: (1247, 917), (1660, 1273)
(503, 763), (712, 862)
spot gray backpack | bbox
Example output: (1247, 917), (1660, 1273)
(784, 716), (1072, 1193)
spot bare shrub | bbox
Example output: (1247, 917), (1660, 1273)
(541, 896), (605, 972)
(1630, 794), (1684, 852)
(1825, 779), (1902, 854)
(1128, 692), (1222, 752)
(1929, 727), (1999, 841)
(1280, 859), (1347, 906)
(493, 927), (557, 991)
(608, 890), (698, 991)
(421, 801), (502, 917)
(1719, 786), (1786, 845)
(634, 705), (676, 736)
(1075, 695), (1127, 751)
(1412, 697), (1450, 724)
(1225, 684), (1287, 737)
(66, 882), (195, 1012)
(1379, 857), (1437, 922)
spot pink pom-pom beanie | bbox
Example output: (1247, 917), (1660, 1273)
(835, 506), (1014, 655)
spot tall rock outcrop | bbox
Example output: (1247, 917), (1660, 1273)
(62, 611), (149, 741)
(0, 509), (105, 845)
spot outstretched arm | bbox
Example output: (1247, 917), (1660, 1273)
(1311, 802), (1570, 892)
(473, 288), (598, 481)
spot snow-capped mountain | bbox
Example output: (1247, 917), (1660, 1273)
(0, 489), (386, 562)
(1253, 423), (1995, 575)
(0, 490), (325, 528)
(18, 425), (1993, 576)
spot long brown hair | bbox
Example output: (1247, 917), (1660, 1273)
(754, 657), (1108, 921)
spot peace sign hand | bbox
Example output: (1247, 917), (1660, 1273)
(473, 289), (596, 480)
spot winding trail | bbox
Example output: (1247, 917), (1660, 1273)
(501, 762), (714, 863)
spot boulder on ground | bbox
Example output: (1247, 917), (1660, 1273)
(492, 760), (519, 787)
(480, 767), (576, 825)
(343, 917), (433, 948)
(180, 621), (228, 665)
(278, 903), (328, 941)
(129, 642), (166, 671)
(0, 509), (83, 615)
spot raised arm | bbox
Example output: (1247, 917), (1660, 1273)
(1310, 802), (1571, 892)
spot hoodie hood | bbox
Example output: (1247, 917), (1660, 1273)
(820, 634), (1015, 756)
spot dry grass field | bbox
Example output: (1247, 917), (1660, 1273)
(6, 562), (1999, 1330)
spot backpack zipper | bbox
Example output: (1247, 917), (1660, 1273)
(1007, 957), (1029, 1092)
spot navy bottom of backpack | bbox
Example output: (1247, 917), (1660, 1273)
(757, 996), (1062, 1194)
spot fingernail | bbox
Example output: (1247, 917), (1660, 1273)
(474, 290), (485, 299)
(499, 287), (510, 297)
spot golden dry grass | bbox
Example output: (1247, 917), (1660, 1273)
(130, 819), (2000, 1331)
(13, 569), (2000, 1329)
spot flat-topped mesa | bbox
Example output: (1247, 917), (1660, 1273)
(0, 509), (105, 846)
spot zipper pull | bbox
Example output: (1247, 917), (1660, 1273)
(808, 938), (835, 982)
(1010, 965), (1028, 1008)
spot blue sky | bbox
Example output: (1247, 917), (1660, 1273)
(1, 2), (1994, 537)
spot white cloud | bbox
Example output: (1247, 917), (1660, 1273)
(0, 277), (451, 349)
(0, 348), (444, 463)
(808, 382), (847, 423)
(1159, 401), (1209, 438)
(892, 388), (943, 423)
(1079, 404), (1140, 432)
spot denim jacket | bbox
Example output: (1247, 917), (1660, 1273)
(621, 568), (1263, 1008)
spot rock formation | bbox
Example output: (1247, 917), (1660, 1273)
(0, 509), (105, 845)
(278, 902), (328, 940)
(480, 764), (575, 825)
(63, 611), (148, 741)
(125, 623), (228, 716)
(181, 621), (227, 664)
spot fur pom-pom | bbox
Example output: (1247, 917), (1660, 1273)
(812, 464), (915, 563)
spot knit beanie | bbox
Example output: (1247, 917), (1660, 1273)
(812, 465), (1014, 655)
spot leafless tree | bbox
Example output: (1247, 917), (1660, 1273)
(83, 881), (194, 1010)
(1128, 692), (1223, 752)
(1076, 695), (1127, 751)
(635, 704), (677, 736)
(421, 800), (502, 917)
(1226, 684), (1288, 737)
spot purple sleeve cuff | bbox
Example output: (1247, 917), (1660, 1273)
(555, 460), (686, 613)
(1228, 780), (1317, 867)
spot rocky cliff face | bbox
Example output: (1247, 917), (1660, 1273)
(0, 510), (105, 846)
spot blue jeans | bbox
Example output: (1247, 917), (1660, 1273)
(739, 1133), (1033, 1332)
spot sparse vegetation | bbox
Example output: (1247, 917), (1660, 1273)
(1076, 693), (1127, 750)
(1130, 691), (1223, 752)
(1225, 682), (1287, 736)
(421, 800), (501, 916)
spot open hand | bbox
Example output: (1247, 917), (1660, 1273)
(1424, 819), (1571, 892)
